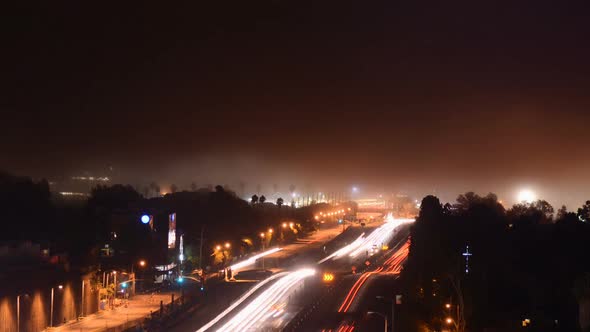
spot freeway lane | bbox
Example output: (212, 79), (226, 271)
(216, 268), (316, 331)
(167, 223), (366, 332)
(171, 215), (410, 332)
(291, 226), (412, 332)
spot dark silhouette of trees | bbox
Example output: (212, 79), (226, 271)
(403, 193), (590, 331)
(251, 194), (259, 205)
(0, 172), (53, 242)
(259, 195), (266, 204)
(276, 197), (284, 208)
(578, 200), (590, 222)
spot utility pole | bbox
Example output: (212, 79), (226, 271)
(199, 226), (204, 271)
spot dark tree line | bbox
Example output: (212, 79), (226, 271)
(402, 192), (590, 332)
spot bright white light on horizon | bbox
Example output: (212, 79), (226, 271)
(352, 187), (358, 193)
(517, 189), (537, 204)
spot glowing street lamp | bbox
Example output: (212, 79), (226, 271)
(215, 245), (222, 251)
(224, 242), (231, 249)
(139, 260), (146, 267)
(289, 222), (294, 228)
(282, 222), (288, 229)
(50, 285), (64, 327)
(268, 228), (274, 234)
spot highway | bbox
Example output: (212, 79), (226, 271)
(292, 224), (412, 332)
(192, 214), (411, 332)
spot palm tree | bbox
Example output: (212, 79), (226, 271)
(259, 195), (266, 204)
(251, 194), (259, 205)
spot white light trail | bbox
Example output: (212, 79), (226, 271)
(216, 268), (316, 332)
(195, 272), (288, 332)
(319, 214), (414, 263)
(229, 247), (282, 271)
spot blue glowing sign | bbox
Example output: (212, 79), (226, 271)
(141, 214), (150, 224)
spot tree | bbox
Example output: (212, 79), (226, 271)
(251, 194), (259, 205)
(557, 205), (568, 220)
(259, 195), (266, 204)
(149, 182), (159, 197)
(276, 197), (284, 208)
(578, 200), (590, 222)
(532, 199), (554, 222)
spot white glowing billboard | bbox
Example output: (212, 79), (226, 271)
(168, 213), (176, 249)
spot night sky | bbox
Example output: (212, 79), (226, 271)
(3, 2), (590, 207)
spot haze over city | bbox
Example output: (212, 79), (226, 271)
(2, 2), (590, 332)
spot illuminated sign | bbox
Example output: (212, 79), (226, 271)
(168, 213), (177, 249)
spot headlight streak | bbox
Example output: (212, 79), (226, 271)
(216, 268), (316, 332)
(229, 247), (283, 271)
(195, 272), (288, 332)
(318, 214), (414, 264)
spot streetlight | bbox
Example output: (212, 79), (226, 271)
(260, 232), (266, 269)
(224, 242), (231, 249)
(16, 294), (28, 332)
(50, 285), (63, 327)
(377, 295), (398, 332)
(289, 222), (294, 228)
(367, 311), (388, 332)
(282, 222), (288, 228)
(139, 260), (146, 267)
(215, 245), (222, 251)
(268, 228), (273, 234)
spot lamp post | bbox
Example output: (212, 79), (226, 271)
(367, 311), (388, 332)
(16, 294), (28, 332)
(260, 232), (265, 269)
(50, 285), (63, 327)
(377, 295), (397, 332)
(81, 279), (85, 317)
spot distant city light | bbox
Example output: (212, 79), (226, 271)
(352, 187), (358, 193)
(517, 189), (537, 204)
(140, 214), (150, 224)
